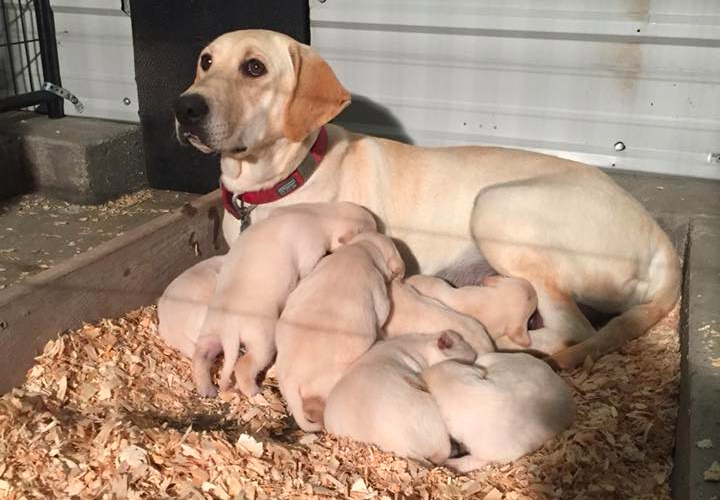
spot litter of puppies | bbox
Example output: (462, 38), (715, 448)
(0, 303), (679, 499)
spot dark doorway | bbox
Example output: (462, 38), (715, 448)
(130, 0), (309, 192)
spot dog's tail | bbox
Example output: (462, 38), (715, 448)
(550, 233), (681, 369)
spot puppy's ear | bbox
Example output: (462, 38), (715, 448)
(481, 275), (502, 288)
(506, 326), (532, 348)
(336, 231), (356, 246)
(389, 256), (406, 280)
(284, 43), (351, 142)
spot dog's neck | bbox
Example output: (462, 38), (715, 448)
(219, 130), (320, 195)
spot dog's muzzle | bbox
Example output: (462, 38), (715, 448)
(173, 93), (214, 150)
(173, 93), (209, 127)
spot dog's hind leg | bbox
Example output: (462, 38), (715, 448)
(549, 244), (681, 369)
(470, 175), (681, 368)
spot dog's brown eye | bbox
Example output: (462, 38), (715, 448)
(244, 58), (266, 77)
(200, 53), (212, 71)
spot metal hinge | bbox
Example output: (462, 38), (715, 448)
(42, 82), (84, 113)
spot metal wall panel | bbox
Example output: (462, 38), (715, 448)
(51, 0), (137, 122)
(311, 0), (720, 179)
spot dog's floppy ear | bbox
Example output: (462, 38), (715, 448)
(284, 43), (351, 142)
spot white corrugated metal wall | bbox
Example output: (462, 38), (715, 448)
(311, 0), (720, 179)
(22, 1), (720, 178)
(51, 0), (137, 122)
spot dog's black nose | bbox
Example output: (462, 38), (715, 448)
(173, 93), (209, 126)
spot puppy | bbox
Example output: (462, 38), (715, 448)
(384, 279), (495, 354)
(193, 202), (376, 397)
(275, 231), (403, 431)
(421, 352), (575, 472)
(324, 331), (477, 465)
(158, 255), (225, 357)
(406, 274), (537, 347)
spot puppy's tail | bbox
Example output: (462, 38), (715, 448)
(302, 396), (326, 428)
(550, 234), (681, 369)
(218, 334), (242, 391)
(290, 387), (324, 432)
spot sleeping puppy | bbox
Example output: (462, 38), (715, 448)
(324, 331), (477, 465)
(384, 278), (495, 355)
(275, 231), (404, 431)
(421, 352), (575, 472)
(158, 255), (225, 358)
(406, 274), (537, 347)
(192, 202), (376, 397)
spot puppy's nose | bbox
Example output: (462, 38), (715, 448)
(173, 93), (209, 126)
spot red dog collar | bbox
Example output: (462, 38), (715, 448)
(221, 126), (328, 219)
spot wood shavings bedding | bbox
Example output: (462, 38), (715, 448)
(0, 305), (679, 500)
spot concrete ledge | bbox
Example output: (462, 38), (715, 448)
(0, 112), (146, 204)
(673, 217), (720, 500)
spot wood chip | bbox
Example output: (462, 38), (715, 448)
(697, 439), (714, 449)
(483, 487), (503, 500)
(704, 461), (720, 482)
(0, 303), (681, 499)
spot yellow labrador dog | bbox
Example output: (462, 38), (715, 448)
(173, 29), (681, 368)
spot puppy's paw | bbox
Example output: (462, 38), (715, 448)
(235, 378), (261, 398)
(196, 383), (218, 398)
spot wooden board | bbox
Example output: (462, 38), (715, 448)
(0, 190), (227, 393)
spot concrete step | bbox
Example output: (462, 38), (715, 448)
(0, 111), (147, 204)
(0, 132), (27, 200)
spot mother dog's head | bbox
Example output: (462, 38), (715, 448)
(173, 30), (350, 156)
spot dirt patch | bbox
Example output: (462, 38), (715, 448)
(0, 190), (197, 289)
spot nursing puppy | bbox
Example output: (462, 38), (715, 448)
(324, 331), (477, 465)
(158, 255), (225, 357)
(422, 352), (575, 472)
(275, 231), (404, 431)
(193, 202), (376, 397)
(406, 274), (537, 347)
(384, 279), (495, 355)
